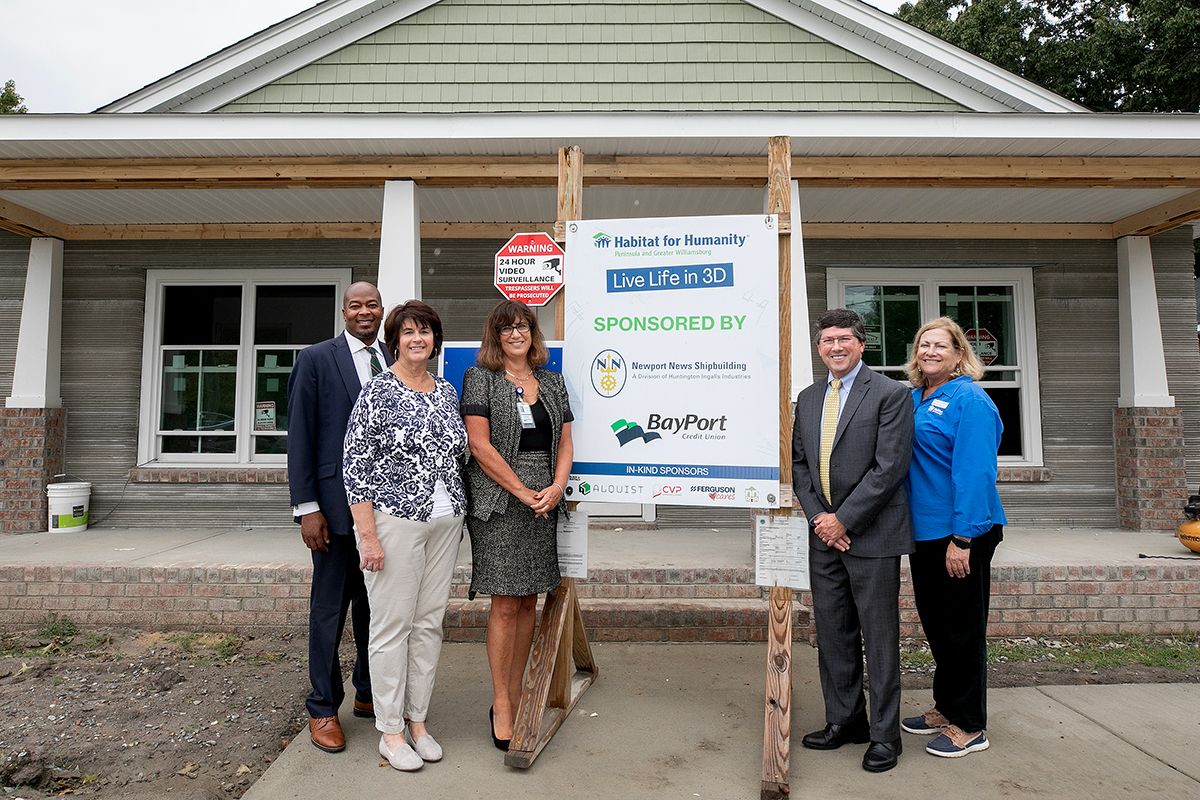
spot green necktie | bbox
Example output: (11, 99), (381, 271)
(368, 346), (383, 377)
(819, 378), (842, 504)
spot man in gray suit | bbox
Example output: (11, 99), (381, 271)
(792, 308), (914, 773)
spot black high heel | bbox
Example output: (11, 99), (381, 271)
(489, 706), (511, 752)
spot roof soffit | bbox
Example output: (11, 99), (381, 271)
(100, 0), (1084, 115)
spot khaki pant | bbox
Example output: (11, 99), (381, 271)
(358, 510), (463, 733)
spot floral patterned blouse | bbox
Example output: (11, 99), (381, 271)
(342, 372), (468, 521)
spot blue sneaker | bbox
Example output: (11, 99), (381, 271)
(926, 726), (989, 758)
(902, 708), (948, 735)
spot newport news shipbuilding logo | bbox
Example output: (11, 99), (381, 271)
(591, 349), (626, 397)
(610, 419), (661, 446)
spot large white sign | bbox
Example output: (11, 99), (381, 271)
(564, 215), (780, 509)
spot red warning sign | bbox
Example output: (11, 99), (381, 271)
(494, 233), (565, 307)
(965, 328), (998, 365)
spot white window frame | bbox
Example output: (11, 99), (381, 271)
(137, 268), (352, 467)
(826, 267), (1043, 467)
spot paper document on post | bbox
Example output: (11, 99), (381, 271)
(755, 514), (809, 590)
(557, 511), (588, 579)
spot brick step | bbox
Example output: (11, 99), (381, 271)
(444, 597), (811, 643)
(447, 567), (765, 600)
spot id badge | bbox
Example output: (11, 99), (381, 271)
(516, 387), (536, 429)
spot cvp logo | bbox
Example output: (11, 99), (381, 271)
(652, 485), (683, 498)
(610, 419), (662, 446)
(593, 231), (612, 248)
(591, 349), (627, 397)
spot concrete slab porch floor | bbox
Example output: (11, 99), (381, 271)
(1, 525), (1198, 640)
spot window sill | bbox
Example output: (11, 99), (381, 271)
(997, 467), (1052, 483)
(130, 467), (288, 484)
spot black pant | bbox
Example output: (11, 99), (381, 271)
(307, 534), (371, 718)
(909, 524), (1002, 733)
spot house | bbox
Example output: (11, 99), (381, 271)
(2, 0), (1198, 535)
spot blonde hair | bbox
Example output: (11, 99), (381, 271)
(904, 316), (985, 386)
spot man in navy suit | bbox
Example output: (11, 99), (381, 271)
(287, 281), (389, 753)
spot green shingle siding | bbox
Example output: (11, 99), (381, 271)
(220, 0), (965, 113)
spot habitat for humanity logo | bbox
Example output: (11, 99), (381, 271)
(611, 418), (661, 446)
(591, 349), (626, 397)
(593, 231), (612, 248)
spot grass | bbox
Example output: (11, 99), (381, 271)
(902, 634), (1200, 673)
(37, 613), (79, 639)
(166, 632), (245, 661)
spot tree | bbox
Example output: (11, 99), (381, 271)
(1, 80), (27, 114)
(895, 1), (1200, 112)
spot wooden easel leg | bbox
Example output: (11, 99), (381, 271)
(504, 578), (597, 768)
(761, 586), (793, 799)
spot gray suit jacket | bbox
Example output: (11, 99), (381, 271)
(791, 365), (914, 558)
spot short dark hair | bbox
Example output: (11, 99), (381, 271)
(814, 308), (866, 343)
(383, 300), (444, 361)
(477, 300), (549, 371)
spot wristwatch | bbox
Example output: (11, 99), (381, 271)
(950, 536), (972, 550)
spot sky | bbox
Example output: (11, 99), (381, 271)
(0, 0), (905, 113)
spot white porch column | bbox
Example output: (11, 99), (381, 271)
(6, 237), (64, 409)
(1116, 235), (1173, 407)
(377, 180), (421, 309)
(789, 180), (813, 398)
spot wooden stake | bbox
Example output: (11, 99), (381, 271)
(762, 135), (795, 799)
(505, 145), (597, 769)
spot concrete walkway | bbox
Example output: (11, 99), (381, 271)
(2, 524), (1192, 569)
(243, 643), (1200, 800)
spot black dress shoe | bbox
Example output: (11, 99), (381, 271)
(862, 739), (902, 773)
(489, 706), (511, 752)
(801, 719), (871, 750)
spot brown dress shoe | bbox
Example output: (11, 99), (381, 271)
(352, 699), (375, 719)
(309, 716), (345, 753)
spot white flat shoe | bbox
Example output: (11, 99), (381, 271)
(405, 728), (443, 762)
(379, 734), (423, 771)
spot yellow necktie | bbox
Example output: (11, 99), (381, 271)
(819, 378), (842, 504)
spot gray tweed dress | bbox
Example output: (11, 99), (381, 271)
(461, 366), (572, 597)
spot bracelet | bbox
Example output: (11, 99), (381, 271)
(552, 482), (566, 495)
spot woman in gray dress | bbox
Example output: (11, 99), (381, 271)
(461, 300), (573, 751)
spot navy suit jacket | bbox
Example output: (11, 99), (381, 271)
(287, 334), (391, 536)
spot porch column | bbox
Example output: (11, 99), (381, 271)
(377, 180), (421, 308)
(1113, 235), (1187, 530)
(2, 237), (67, 534)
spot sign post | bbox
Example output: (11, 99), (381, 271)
(494, 232), (566, 306)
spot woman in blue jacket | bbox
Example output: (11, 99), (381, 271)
(901, 317), (1006, 759)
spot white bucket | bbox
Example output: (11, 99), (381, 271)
(47, 481), (91, 532)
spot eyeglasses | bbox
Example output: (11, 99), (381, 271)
(499, 322), (531, 335)
(818, 335), (858, 348)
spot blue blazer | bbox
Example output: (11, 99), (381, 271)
(287, 334), (392, 536)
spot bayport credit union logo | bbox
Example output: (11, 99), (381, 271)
(611, 418), (661, 446)
(591, 349), (627, 397)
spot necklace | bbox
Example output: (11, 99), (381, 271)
(505, 368), (534, 381)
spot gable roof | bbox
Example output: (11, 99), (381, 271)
(100, 0), (1085, 114)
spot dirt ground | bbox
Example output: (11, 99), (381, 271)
(0, 628), (1197, 799)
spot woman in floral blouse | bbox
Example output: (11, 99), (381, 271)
(342, 300), (467, 772)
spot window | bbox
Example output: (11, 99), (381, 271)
(138, 269), (351, 465)
(827, 268), (1043, 465)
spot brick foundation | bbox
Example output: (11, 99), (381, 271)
(1113, 407), (1189, 530)
(0, 561), (1196, 640)
(0, 408), (66, 535)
